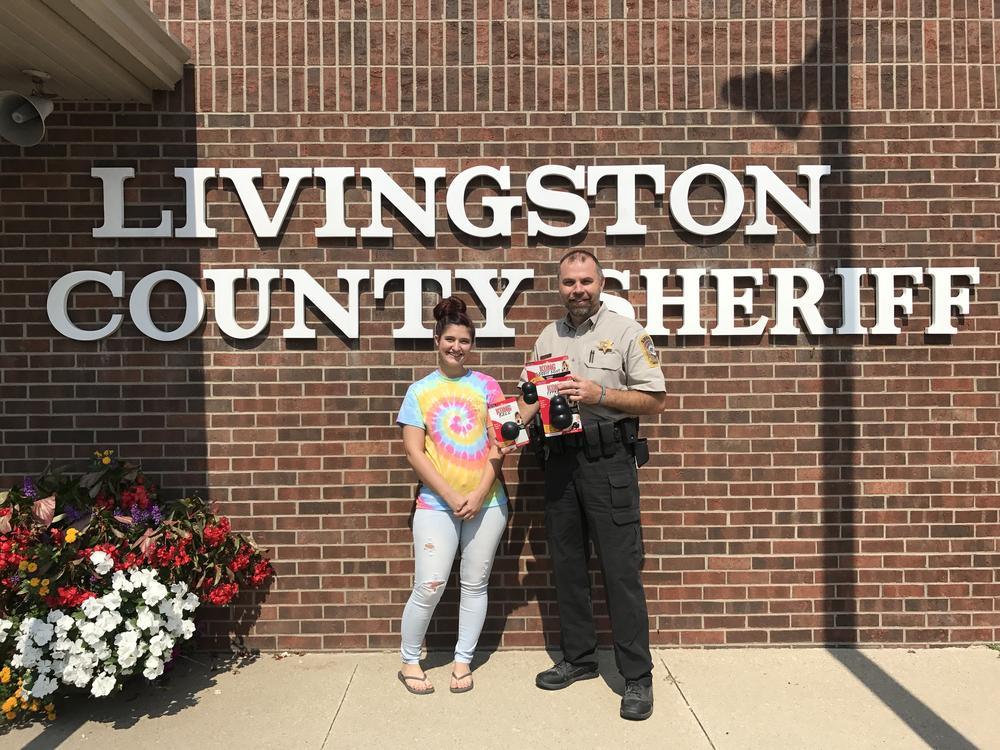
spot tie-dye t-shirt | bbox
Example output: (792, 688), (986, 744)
(397, 369), (508, 511)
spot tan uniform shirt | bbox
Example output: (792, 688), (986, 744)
(521, 303), (666, 422)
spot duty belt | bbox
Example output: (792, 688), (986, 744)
(539, 417), (648, 466)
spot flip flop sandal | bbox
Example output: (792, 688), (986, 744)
(450, 670), (474, 694)
(398, 670), (434, 695)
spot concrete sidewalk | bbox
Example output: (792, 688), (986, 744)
(4, 647), (998, 750)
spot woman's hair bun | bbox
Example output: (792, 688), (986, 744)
(433, 296), (467, 321)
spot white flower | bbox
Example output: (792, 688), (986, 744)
(93, 641), (112, 664)
(147, 632), (174, 657)
(141, 579), (169, 607)
(142, 655), (164, 680)
(28, 619), (55, 646)
(101, 591), (123, 611)
(162, 615), (183, 635)
(61, 648), (98, 688)
(114, 630), (143, 668)
(48, 655), (67, 676)
(46, 609), (66, 624)
(81, 596), (104, 619)
(111, 570), (135, 592)
(29, 674), (58, 698)
(129, 568), (155, 589)
(158, 598), (182, 619)
(78, 621), (103, 646)
(94, 610), (123, 634)
(179, 619), (196, 639)
(63, 664), (92, 688)
(54, 614), (75, 634)
(90, 672), (117, 697)
(135, 607), (162, 632)
(90, 549), (114, 575)
(0, 618), (12, 641)
(12, 642), (42, 669)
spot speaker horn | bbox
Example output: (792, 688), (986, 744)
(0, 91), (54, 147)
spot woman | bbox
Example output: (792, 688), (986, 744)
(395, 296), (508, 695)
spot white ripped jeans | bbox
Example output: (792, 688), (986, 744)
(400, 504), (509, 665)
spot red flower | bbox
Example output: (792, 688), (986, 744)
(206, 582), (239, 606)
(46, 585), (97, 608)
(154, 544), (176, 568)
(49, 528), (64, 544)
(228, 545), (252, 573)
(117, 551), (146, 571)
(203, 517), (231, 548)
(120, 485), (151, 511)
(173, 545), (192, 568)
(0, 529), (34, 570)
(249, 559), (273, 586)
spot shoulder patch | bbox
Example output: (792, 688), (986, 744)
(638, 333), (658, 367)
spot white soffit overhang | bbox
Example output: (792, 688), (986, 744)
(0, 0), (189, 102)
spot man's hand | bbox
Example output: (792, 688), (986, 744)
(557, 375), (601, 405)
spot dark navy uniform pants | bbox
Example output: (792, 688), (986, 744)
(543, 440), (653, 685)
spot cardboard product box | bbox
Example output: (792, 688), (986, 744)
(524, 355), (572, 383)
(537, 376), (582, 437)
(488, 397), (530, 448)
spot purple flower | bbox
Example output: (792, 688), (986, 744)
(129, 503), (163, 528)
(64, 506), (86, 523)
(21, 477), (37, 499)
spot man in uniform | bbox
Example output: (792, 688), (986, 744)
(514, 250), (666, 721)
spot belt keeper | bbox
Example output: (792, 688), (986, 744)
(598, 421), (616, 457)
(583, 422), (601, 458)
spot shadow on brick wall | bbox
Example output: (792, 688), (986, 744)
(0, 68), (207, 496)
(718, 10), (979, 749)
(721, 6), (859, 649)
(0, 69), (261, 647)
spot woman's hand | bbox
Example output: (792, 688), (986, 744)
(455, 492), (485, 520)
(446, 492), (468, 515)
(497, 442), (520, 456)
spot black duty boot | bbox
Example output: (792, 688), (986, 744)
(535, 660), (599, 690)
(620, 680), (653, 720)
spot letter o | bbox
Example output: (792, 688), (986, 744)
(668, 164), (745, 236)
(129, 271), (206, 342)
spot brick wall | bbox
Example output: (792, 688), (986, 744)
(1, 1), (998, 649)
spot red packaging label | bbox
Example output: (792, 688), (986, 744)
(525, 355), (572, 384)
(488, 397), (530, 447)
(537, 377), (582, 437)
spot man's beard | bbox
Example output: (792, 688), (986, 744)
(566, 297), (597, 321)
